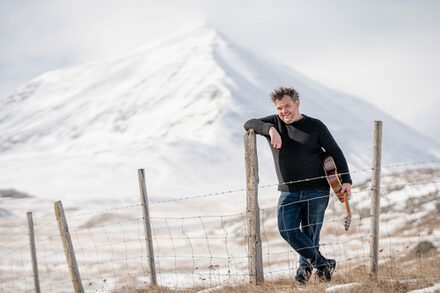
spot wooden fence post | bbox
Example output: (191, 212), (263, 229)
(244, 129), (264, 285)
(370, 121), (383, 277)
(54, 201), (84, 293)
(27, 212), (41, 293)
(138, 169), (157, 286)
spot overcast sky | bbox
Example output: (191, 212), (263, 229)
(1, 0), (439, 140)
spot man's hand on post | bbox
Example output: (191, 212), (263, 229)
(269, 127), (282, 149)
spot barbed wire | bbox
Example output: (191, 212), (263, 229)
(0, 177), (437, 271)
(67, 203), (142, 219)
(148, 160), (440, 206)
(3, 159), (431, 231)
(1, 164), (439, 291)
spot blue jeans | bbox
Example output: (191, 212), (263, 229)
(277, 189), (330, 275)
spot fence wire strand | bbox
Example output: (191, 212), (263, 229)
(0, 162), (439, 291)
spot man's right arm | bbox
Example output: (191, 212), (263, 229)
(244, 115), (282, 149)
(243, 115), (277, 136)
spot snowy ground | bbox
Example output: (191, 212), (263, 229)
(0, 167), (439, 292)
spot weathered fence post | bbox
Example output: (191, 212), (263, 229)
(54, 201), (84, 293)
(244, 129), (264, 285)
(138, 169), (157, 286)
(27, 212), (41, 293)
(370, 121), (383, 277)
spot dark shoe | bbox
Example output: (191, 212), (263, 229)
(295, 273), (309, 285)
(295, 266), (312, 285)
(316, 259), (336, 282)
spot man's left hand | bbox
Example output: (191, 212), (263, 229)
(339, 183), (351, 202)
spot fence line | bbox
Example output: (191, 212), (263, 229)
(146, 160), (440, 206)
(0, 177), (439, 291)
(0, 161), (432, 241)
(1, 174), (438, 255)
(1, 152), (440, 292)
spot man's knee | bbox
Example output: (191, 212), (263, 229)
(279, 227), (301, 243)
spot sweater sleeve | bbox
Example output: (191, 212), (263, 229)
(243, 115), (278, 136)
(317, 121), (352, 184)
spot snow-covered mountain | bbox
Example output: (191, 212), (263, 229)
(0, 27), (439, 203)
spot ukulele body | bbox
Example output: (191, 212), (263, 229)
(322, 152), (351, 231)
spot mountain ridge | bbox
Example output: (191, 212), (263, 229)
(0, 27), (438, 202)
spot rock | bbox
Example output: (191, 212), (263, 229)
(413, 241), (436, 255)
(0, 189), (32, 198)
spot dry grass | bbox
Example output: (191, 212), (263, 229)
(114, 251), (440, 293)
(231, 253), (438, 293)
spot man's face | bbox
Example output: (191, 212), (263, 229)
(275, 95), (300, 124)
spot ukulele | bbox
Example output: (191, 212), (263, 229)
(322, 152), (351, 231)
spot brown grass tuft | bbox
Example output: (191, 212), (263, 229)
(120, 253), (440, 293)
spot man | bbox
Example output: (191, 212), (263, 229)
(244, 87), (352, 284)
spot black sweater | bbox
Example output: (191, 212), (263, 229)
(244, 114), (352, 192)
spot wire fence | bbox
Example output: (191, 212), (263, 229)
(0, 163), (439, 292)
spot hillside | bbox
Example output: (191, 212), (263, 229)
(0, 27), (439, 203)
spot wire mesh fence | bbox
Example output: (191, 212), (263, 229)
(0, 164), (439, 292)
